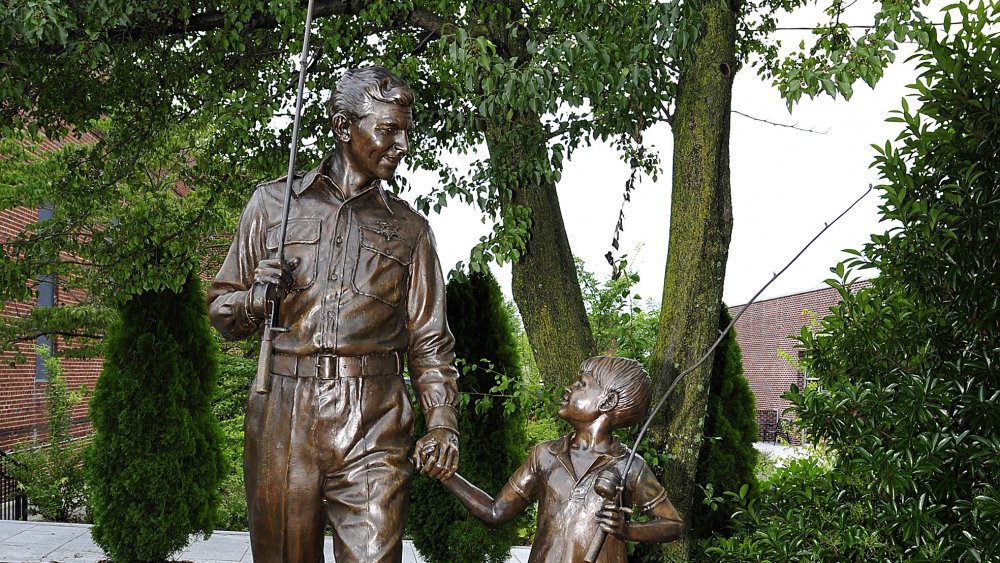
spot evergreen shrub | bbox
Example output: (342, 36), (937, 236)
(692, 304), (759, 538)
(408, 269), (529, 562)
(87, 272), (225, 561)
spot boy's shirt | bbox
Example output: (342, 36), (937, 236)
(507, 435), (667, 563)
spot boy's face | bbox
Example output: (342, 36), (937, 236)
(557, 372), (606, 424)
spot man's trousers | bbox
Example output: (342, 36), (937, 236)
(244, 367), (415, 562)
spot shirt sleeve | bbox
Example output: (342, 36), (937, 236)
(207, 188), (270, 340)
(405, 224), (460, 431)
(628, 458), (668, 514)
(507, 442), (544, 501)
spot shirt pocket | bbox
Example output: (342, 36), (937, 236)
(266, 218), (320, 291)
(353, 223), (413, 307)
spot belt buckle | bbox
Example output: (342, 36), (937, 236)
(315, 355), (338, 379)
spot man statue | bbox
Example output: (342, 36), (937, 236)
(208, 65), (460, 562)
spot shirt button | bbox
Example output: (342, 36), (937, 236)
(330, 273), (339, 281)
(336, 236), (343, 244)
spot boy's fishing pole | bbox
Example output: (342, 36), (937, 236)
(584, 184), (873, 562)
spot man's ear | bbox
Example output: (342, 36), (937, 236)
(599, 391), (619, 414)
(331, 113), (351, 143)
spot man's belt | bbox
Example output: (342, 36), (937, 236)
(271, 352), (402, 379)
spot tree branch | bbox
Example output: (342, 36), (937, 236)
(732, 109), (829, 134)
(11, 331), (105, 343)
(14, 1), (455, 52)
(107, 2), (455, 45)
(106, 1), (352, 42)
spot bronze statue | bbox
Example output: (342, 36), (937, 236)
(430, 356), (684, 562)
(208, 66), (460, 562)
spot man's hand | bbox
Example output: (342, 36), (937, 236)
(413, 427), (459, 481)
(254, 257), (300, 299)
(248, 258), (300, 320)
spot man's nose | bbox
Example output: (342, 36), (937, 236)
(395, 131), (409, 154)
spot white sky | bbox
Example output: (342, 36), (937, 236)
(406, 13), (923, 309)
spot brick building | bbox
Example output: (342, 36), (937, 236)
(1, 133), (104, 452)
(731, 282), (867, 442)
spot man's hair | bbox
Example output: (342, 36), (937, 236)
(581, 356), (652, 430)
(327, 65), (414, 121)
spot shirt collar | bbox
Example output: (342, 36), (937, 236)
(548, 434), (627, 483)
(294, 154), (395, 214)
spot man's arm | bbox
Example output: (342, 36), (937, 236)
(406, 224), (461, 480)
(207, 189), (269, 339)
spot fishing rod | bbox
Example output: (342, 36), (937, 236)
(583, 184), (873, 562)
(254, 0), (317, 395)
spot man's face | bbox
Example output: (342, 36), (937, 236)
(345, 100), (413, 182)
(557, 372), (605, 424)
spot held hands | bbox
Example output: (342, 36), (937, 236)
(413, 427), (459, 481)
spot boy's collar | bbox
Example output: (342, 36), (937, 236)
(549, 434), (628, 482)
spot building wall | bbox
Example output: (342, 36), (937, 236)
(731, 284), (864, 442)
(1, 132), (105, 452)
(0, 206), (102, 452)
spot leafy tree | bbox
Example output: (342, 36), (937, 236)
(708, 7), (1000, 561)
(691, 305), (758, 539)
(8, 347), (89, 522)
(87, 271), (225, 561)
(0, 118), (238, 357)
(577, 256), (658, 366)
(650, 0), (947, 555)
(0, 4), (958, 560)
(408, 268), (528, 562)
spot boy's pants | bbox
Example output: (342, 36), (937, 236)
(243, 365), (414, 562)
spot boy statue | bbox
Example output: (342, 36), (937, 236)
(419, 356), (684, 562)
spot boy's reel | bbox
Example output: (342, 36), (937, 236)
(584, 466), (625, 562)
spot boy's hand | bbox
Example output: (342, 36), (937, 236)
(596, 501), (629, 539)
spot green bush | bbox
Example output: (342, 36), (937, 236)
(691, 305), (759, 539)
(8, 347), (88, 522)
(790, 10), (1000, 561)
(86, 272), (226, 562)
(211, 352), (255, 531)
(703, 456), (902, 561)
(408, 269), (529, 562)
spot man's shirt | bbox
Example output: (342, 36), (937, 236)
(208, 158), (458, 427)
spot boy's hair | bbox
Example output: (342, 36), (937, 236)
(581, 356), (652, 430)
(327, 65), (414, 122)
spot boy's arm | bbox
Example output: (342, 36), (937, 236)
(596, 496), (684, 543)
(441, 474), (530, 529)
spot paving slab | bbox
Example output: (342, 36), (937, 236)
(178, 531), (251, 562)
(0, 521), (533, 562)
(0, 522), (35, 543)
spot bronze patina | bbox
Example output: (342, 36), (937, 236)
(435, 356), (684, 562)
(208, 66), (459, 562)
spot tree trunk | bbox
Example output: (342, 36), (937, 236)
(484, 114), (596, 391)
(649, 0), (738, 560)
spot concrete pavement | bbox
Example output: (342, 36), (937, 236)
(0, 520), (532, 562)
